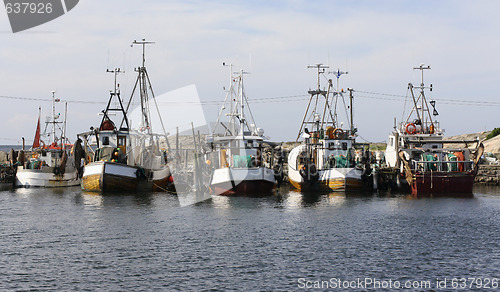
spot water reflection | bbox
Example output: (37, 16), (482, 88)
(177, 191), (212, 207)
(209, 187), (379, 210)
(13, 186), (80, 198)
(81, 192), (104, 207)
(6, 183), (498, 212)
(209, 194), (279, 210)
(473, 185), (500, 197)
(79, 190), (158, 208)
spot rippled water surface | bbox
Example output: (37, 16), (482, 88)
(1, 185), (500, 291)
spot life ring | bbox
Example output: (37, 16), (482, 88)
(405, 123), (417, 134)
(333, 128), (344, 139)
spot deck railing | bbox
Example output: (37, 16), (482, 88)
(411, 160), (474, 172)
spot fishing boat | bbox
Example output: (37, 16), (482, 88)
(78, 39), (173, 193)
(384, 64), (483, 195)
(287, 64), (367, 191)
(206, 65), (282, 196)
(15, 92), (81, 187)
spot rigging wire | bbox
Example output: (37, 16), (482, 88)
(355, 90), (500, 106)
(1, 90), (500, 107)
(0, 95), (107, 104)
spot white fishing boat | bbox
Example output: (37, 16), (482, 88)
(79, 39), (173, 193)
(384, 64), (483, 195)
(15, 92), (80, 187)
(288, 64), (367, 191)
(206, 65), (282, 196)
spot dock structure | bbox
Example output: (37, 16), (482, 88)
(475, 164), (500, 185)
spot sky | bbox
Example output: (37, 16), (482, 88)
(1, 0), (499, 146)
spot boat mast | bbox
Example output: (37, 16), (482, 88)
(228, 63), (235, 135)
(107, 67), (123, 97)
(63, 102), (67, 150)
(416, 64), (430, 127)
(129, 39), (155, 134)
(51, 91), (57, 144)
(348, 88), (354, 133)
(331, 68), (348, 129)
(296, 64), (328, 142)
(406, 64), (435, 132)
(103, 68), (129, 131)
(46, 90), (63, 146)
(239, 70), (245, 137)
(129, 39), (170, 142)
(333, 69), (348, 94)
(219, 64), (253, 137)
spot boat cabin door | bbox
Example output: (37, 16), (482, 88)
(118, 135), (127, 154)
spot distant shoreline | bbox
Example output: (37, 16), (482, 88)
(0, 145), (23, 152)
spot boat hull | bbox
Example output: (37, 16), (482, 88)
(151, 167), (173, 192)
(287, 141), (364, 192)
(82, 161), (171, 192)
(411, 171), (475, 195)
(210, 167), (275, 196)
(289, 176), (363, 191)
(15, 167), (80, 188)
(288, 165), (363, 192)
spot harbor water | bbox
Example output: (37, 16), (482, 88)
(1, 185), (500, 291)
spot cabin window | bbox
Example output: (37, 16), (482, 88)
(103, 136), (110, 146)
(389, 137), (394, 148)
(342, 142), (348, 150)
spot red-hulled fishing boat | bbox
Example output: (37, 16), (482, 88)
(384, 65), (483, 195)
